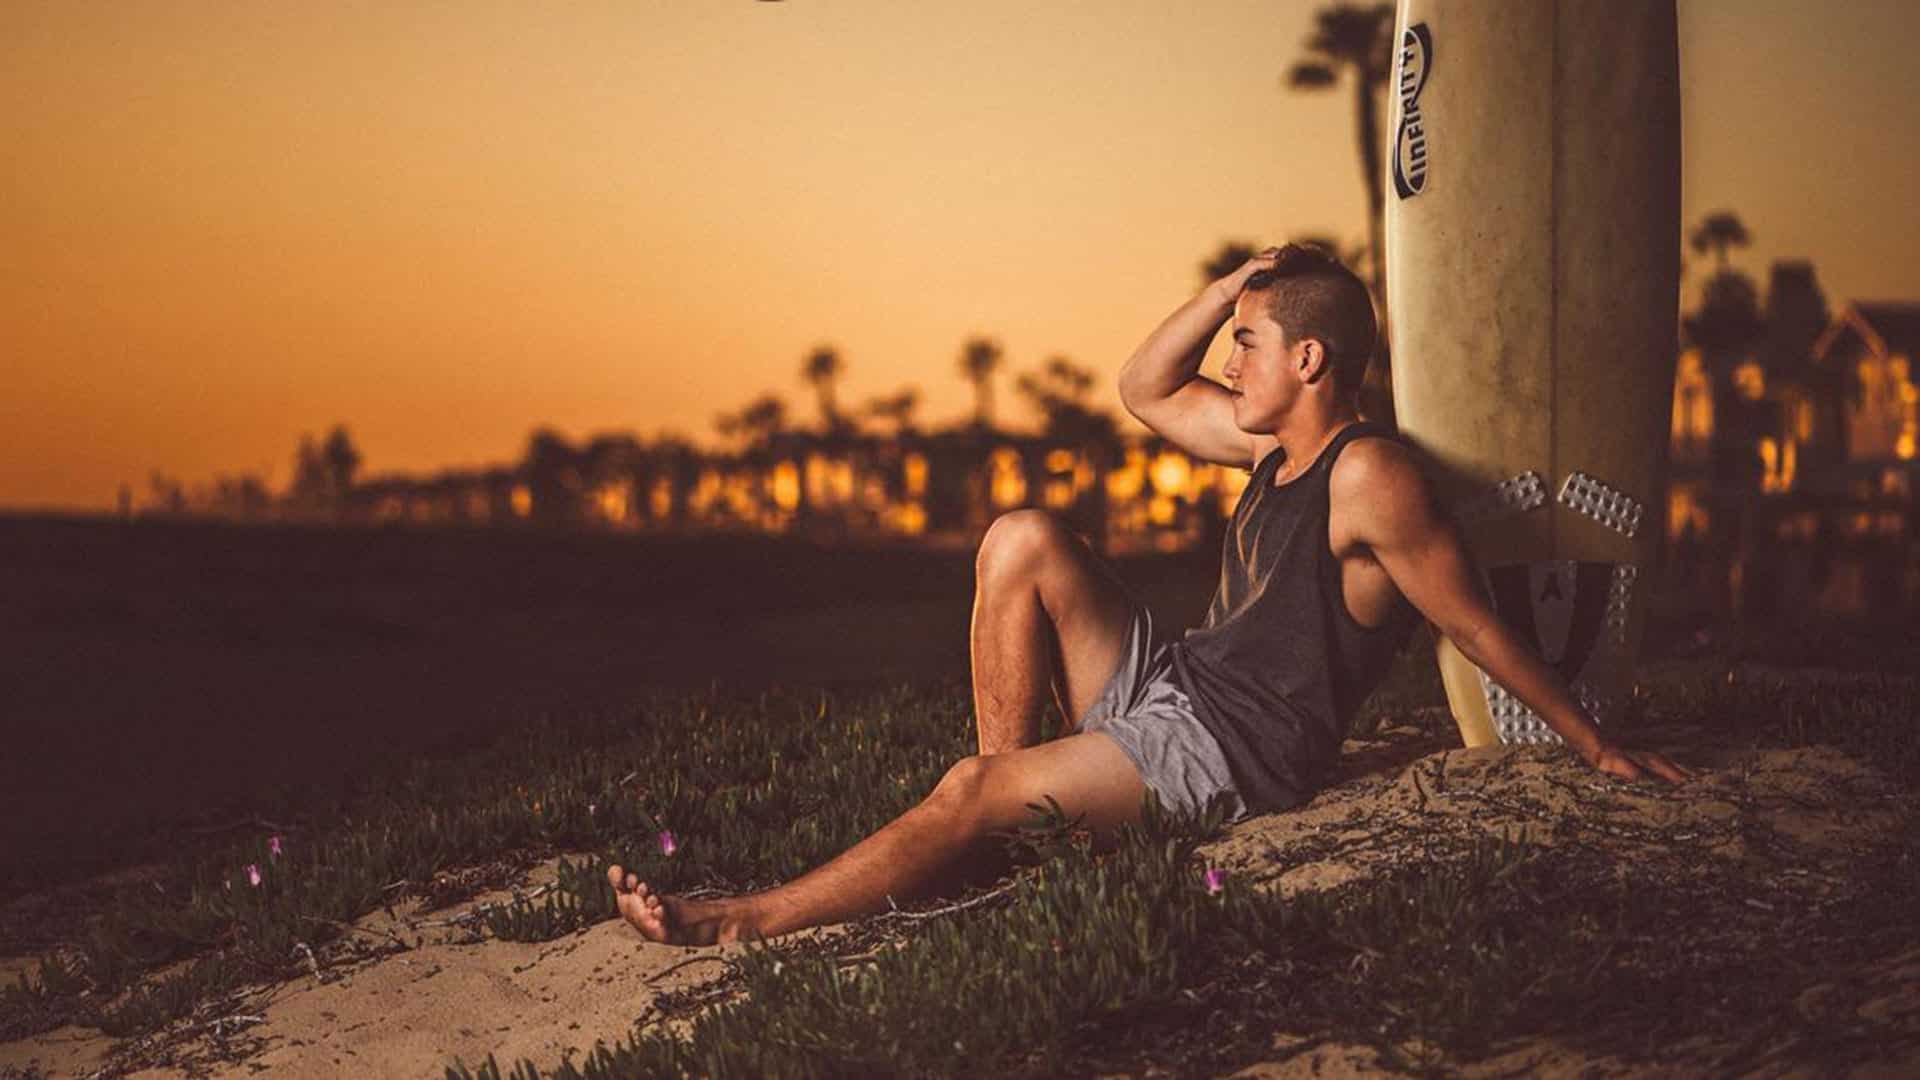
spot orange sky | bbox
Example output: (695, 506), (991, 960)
(4, 1), (1917, 511)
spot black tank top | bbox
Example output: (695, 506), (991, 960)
(1169, 421), (1420, 813)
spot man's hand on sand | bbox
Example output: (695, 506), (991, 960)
(1590, 743), (1695, 784)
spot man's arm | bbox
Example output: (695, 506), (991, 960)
(1117, 249), (1277, 469)
(1336, 440), (1693, 783)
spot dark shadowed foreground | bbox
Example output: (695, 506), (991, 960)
(0, 514), (1215, 898)
(3, 514), (1918, 1076)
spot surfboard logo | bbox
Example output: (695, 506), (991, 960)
(1392, 22), (1434, 200)
(1476, 561), (1639, 744)
(1484, 562), (1615, 684)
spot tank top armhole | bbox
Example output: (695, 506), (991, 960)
(1321, 426), (1401, 636)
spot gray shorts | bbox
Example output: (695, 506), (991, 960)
(1076, 596), (1251, 826)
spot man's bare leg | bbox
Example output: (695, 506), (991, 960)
(607, 731), (1149, 945)
(970, 510), (1137, 756)
(607, 510), (1144, 945)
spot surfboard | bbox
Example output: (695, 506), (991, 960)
(1383, 0), (1681, 748)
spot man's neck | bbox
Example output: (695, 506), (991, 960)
(1267, 404), (1362, 479)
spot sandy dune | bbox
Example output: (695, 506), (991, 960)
(5, 720), (1916, 1078)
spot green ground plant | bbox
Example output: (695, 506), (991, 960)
(3, 625), (1917, 1075)
(447, 805), (1920, 1079)
(2, 682), (971, 1043)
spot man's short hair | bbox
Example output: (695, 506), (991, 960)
(1242, 243), (1378, 392)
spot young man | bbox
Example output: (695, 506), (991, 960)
(608, 243), (1693, 946)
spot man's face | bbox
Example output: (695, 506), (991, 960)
(1223, 291), (1307, 432)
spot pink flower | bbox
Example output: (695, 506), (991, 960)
(223, 879), (231, 892)
(268, 835), (284, 859)
(587, 803), (597, 817)
(1204, 868), (1226, 895)
(247, 864), (262, 888)
(658, 830), (677, 856)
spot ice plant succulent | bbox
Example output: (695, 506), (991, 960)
(658, 830), (677, 856)
(1204, 867), (1226, 895)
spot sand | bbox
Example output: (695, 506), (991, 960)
(5, 718), (1916, 1078)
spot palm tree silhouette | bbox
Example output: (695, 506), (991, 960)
(959, 337), (1004, 431)
(321, 425), (362, 499)
(1286, 4), (1395, 305)
(1017, 355), (1094, 406)
(712, 410), (745, 453)
(1287, 4), (1397, 425)
(1201, 241), (1261, 285)
(289, 434), (330, 514)
(863, 388), (921, 439)
(1015, 356), (1118, 445)
(801, 344), (845, 432)
(738, 394), (788, 449)
(1016, 354), (1122, 553)
(1689, 211), (1752, 273)
(1684, 271), (1763, 356)
(523, 427), (582, 526)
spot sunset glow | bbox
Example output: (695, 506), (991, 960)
(4, 0), (1917, 511)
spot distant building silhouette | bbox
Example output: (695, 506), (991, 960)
(145, 267), (1915, 618)
(1815, 303), (1920, 463)
(1666, 274), (1917, 619)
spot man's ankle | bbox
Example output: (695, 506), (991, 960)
(715, 900), (770, 944)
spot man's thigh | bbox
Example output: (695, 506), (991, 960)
(1039, 532), (1140, 735)
(956, 730), (1150, 845)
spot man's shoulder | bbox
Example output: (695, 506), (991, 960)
(1329, 430), (1436, 547)
(1330, 429), (1424, 498)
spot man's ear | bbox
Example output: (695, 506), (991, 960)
(1298, 340), (1333, 384)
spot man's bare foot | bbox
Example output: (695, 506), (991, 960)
(606, 864), (751, 945)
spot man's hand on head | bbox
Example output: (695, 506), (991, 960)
(1587, 742), (1696, 785)
(1207, 246), (1285, 304)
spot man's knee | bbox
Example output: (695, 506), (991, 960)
(929, 755), (988, 808)
(930, 754), (1069, 839)
(977, 509), (1073, 586)
(930, 755), (1027, 835)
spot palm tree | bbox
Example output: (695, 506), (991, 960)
(1684, 271), (1763, 356)
(1286, 4), (1398, 425)
(1689, 211), (1752, 273)
(1016, 355), (1122, 553)
(863, 388), (922, 439)
(738, 394), (788, 449)
(800, 344), (844, 432)
(1682, 269), (1765, 497)
(320, 424), (362, 499)
(959, 336), (1004, 430)
(1201, 241), (1261, 285)
(1286, 4), (1395, 306)
(289, 434), (330, 514)
(522, 427), (582, 526)
(1016, 356), (1118, 446)
(712, 410), (745, 453)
